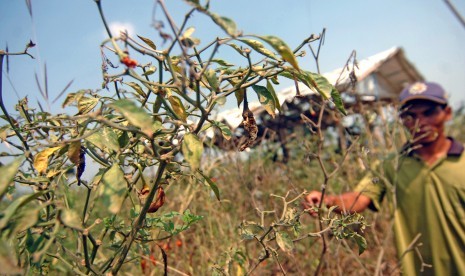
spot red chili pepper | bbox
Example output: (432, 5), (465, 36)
(121, 56), (138, 68)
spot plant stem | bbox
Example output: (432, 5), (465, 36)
(0, 54), (31, 157)
(111, 161), (168, 274)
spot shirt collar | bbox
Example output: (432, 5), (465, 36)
(448, 137), (464, 156)
(401, 137), (464, 157)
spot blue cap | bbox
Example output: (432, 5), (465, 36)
(399, 82), (448, 106)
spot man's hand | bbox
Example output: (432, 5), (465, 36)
(302, 191), (326, 217)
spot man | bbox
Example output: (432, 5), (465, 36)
(304, 82), (465, 275)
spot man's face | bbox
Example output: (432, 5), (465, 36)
(400, 100), (451, 145)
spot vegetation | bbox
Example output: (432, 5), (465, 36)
(1, 1), (464, 275)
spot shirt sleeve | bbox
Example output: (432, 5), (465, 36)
(353, 170), (387, 211)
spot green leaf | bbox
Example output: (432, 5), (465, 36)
(118, 131), (130, 148)
(353, 233), (367, 255)
(255, 35), (300, 71)
(239, 221), (263, 240)
(181, 209), (203, 225)
(60, 209), (83, 231)
(226, 43), (245, 57)
(266, 80), (282, 113)
(100, 164), (128, 214)
(276, 231), (294, 252)
(142, 66), (157, 76)
(110, 99), (154, 137)
(331, 87), (347, 115)
(137, 35), (157, 50)
(125, 82), (147, 98)
(33, 146), (63, 174)
(85, 127), (120, 153)
(308, 72), (332, 99)
(168, 96), (188, 122)
(78, 96), (99, 115)
(280, 69), (332, 99)
(204, 69), (219, 92)
(0, 191), (46, 229)
(239, 39), (277, 60)
(211, 59), (234, 67)
(215, 121), (232, 140)
(252, 85), (276, 118)
(234, 88), (245, 108)
(0, 157), (23, 200)
(208, 12), (237, 36)
(198, 171), (220, 201)
(182, 133), (203, 171)
(6, 207), (39, 239)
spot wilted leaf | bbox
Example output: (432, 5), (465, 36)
(0, 157), (23, 200)
(180, 27), (200, 47)
(276, 232), (294, 252)
(62, 90), (86, 108)
(33, 146), (63, 174)
(168, 96), (188, 122)
(126, 82), (147, 98)
(78, 96), (99, 115)
(110, 99), (154, 137)
(256, 35), (300, 71)
(100, 164), (128, 214)
(239, 39), (277, 60)
(182, 133), (203, 171)
(137, 35), (157, 50)
(252, 85), (276, 118)
(60, 209), (83, 231)
(67, 141), (81, 165)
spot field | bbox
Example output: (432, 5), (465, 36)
(111, 107), (463, 276)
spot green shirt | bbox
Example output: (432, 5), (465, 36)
(355, 139), (465, 275)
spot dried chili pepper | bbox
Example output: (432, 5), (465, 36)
(147, 186), (165, 213)
(77, 146), (86, 185)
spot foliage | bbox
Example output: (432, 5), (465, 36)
(0, 0), (348, 274)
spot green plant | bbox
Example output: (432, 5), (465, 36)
(0, 0), (352, 275)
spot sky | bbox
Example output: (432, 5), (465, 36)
(1, 0), (464, 118)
